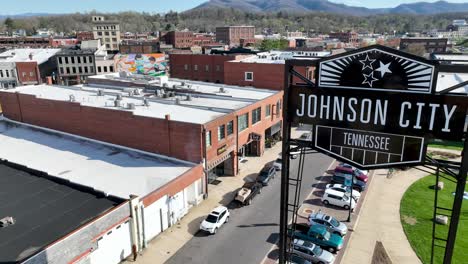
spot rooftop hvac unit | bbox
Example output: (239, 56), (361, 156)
(181, 82), (185, 86)
(119, 71), (128, 78)
(127, 103), (136, 110)
(116, 94), (123, 100)
(162, 93), (169, 98)
(69, 95), (76, 102)
(163, 83), (169, 88)
(134, 89), (141, 95)
(114, 99), (121, 107)
(186, 94), (192, 101)
(219, 87), (225, 93)
(97, 89), (104, 96)
(128, 90), (134, 96)
(143, 98), (150, 106)
(0, 216), (15, 228)
(175, 98), (181, 104)
(173, 84), (177, 89)
(169, 92), (175, 97)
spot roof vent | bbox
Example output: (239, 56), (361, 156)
(175, 98), (181, 104)
(181, 81), (185, 86)
(186, 94), (192, 101)
(163, 83), (169, 88)
(69, 94), (76, 102)
(143, 98), (150, 106)
(114, 99), (121, 107)
(116, 94), (123, 100)
(162, 93), (169, 98)
(219, 87), (226, 93)
(173, 84), (177, 89)
(134, 88), (141, 95)
(97, 89), (104, 96)
(127, 103), (136, 110)
(128, 90), (134, 96)
(169, 92), (175, 97)
(0, 216), (15, 228)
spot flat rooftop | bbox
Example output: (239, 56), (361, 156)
(436, 72), (468, 94)
(0, 48), (61, 64)
(0, 162), (123, 263)
(230, 50), (329, 64)
(0, 119), (196, 199)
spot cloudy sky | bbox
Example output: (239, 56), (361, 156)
(2, 0), (468, 14)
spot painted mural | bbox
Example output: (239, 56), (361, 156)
(114, 53), (168, 76)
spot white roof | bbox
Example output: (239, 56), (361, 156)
(0, 48), (61, 64)
(231, 50), (329, 64)
(0, 118), (195, 199)
(433, 54), (468, 63)
(436, 72), (468, 94)
(4, 85), (227, 124)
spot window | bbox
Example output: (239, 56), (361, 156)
(105, 38), (110, 42)
(184, 64), (188, 71)
(98, 32), (103, 36)
(265, 104), (271, 117)
(58, 57), (63, 64)
(97, 66), (102, 73)
(84, 67), (88, 73)
(112, 31), (116, 36)
(218, 125), (225, 141)
(110, 66), (114, 72)
(71, 57), (75, 64)
(206, 131), (212, 147)
(89, 56), (93, 63)
(276, 100), (281, 115)
(105, 32), (110, 36)
(227, 120), (234, 135)
(66, 67), (70, 74)
(77, 57), (81, 63)
(205, 65), (209, 72)
(252, 107), (261, 124)
(104, 66), (108, 72)
(216, 65), (221, 72)
(72, 67), (76, 74)
(78, 67), (82, 74)
(65, 57), (69, 64)
(238, 113), (249, 132)
(112, 38), (117, 42)
(83, 56), (87, 64)
(90, 66), (94, 73)
(245, 72), (253, 81)
(59, 67), (64, 74)
(0, 70), (3, 78)
(194, 65), (198, 71)
(106, 44), (110, 49)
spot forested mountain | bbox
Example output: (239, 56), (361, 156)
(1, 8), (467, 35)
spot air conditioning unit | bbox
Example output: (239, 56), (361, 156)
(97, 89), (104, 96)
(69, 95), (76, 102)
(186, 94), (192, 101)
(127, 103), (136, 110)
(116, 94), (123, 100)
(175, 98), (181, 104)
(114, 99), (121, 107)
(219, 87), (225, 93)
(143, 98), (150, 106)
(134, 89), (141, 95)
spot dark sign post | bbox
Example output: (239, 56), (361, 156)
(280, 45), (468, 264)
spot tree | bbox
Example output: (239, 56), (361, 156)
(4, 17), (14, 34)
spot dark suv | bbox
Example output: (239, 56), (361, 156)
(331, 174), (366, 192)
(257, 166), (276, 186)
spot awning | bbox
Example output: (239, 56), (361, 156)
(269, 121), (282, 136)
(207, 151), (233, 171)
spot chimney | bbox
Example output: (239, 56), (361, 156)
(165, 114), (171, 121)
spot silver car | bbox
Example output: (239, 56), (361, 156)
(308, 211), (348, 237)
(292, 239), (335, 264)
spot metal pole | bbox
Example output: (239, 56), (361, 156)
(279, 62), (293, 264)
(347, 174), (353, 222)
(430, 166), (440, 264)
(443, 137), (468, 263)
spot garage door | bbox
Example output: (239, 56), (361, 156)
(89, 221), (132, 264)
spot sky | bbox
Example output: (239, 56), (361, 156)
(1, 0), (468, 15)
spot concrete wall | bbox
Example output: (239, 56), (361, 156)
(24, 202), (131, 264)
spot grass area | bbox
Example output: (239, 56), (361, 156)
(400, 175), (468, 264)
(428, 141), (463, 151)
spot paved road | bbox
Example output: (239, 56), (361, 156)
(165, 153), (333, 264)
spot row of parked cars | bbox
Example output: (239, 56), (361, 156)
(286, 163), (371, 264)
(199, 162), (278, 235)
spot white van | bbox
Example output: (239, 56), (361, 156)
(321, 189), (356, 210)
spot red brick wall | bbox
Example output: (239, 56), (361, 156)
(16, 61), (40, 85)
(170, 54), (238, 83)
(0, 92), (204, 163)
(142, 164), (204, 207)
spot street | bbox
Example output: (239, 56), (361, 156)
(165, 153), (333, 264)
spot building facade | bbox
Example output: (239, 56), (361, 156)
(162, 31), (194, 49)
(400, 37), (448, 53)
(216, 26), (255, 46)
(92, 16), (121, 52)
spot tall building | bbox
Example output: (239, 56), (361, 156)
(161, 31), (194, 49)
(92, 16), (121, 52)
(216, 26), (255, 47)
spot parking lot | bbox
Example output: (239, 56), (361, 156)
(262, 160), (373, 264)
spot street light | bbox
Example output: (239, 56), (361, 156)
(345, 173), (353, 222)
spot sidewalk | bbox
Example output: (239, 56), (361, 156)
(340, 168), (427, 264)
(127, 142), (283, 264)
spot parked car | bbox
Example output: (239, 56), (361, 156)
(309, 211), (348, 237)
(234, 181), (262, 206)
(289, 224), (344, 253)
(322, 189), (356, 210)
(339, 163), (369, 176)
(330, 174), (366, 192)
(325, 183), (361, 201)
(276, 254), (312, 264)
(257, 165), (276, 186)
(292, 239), (335, 264)
(273, 156), (282, 171)
(334, 166), (368, 183)
(299, 132), (313, 141)
(199, 206), (230, 234)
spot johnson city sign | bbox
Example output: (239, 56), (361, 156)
(288, 45), (468, 169)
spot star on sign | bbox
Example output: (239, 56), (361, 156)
(362, 72), (378, 87)
(359, 54), (375, 70)
(375, 61), (392, 78)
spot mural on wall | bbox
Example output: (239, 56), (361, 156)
(114, 53), (168, 76)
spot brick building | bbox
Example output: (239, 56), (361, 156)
(76, 31), (95, 41)
(0, 73), (283, 184)
(400, 37), (448, 53)
(49, 37), (79, 47)
(0, 36), (51, 48)
(161, 31), (194, 49)
(169, 51), (330, 90)
(329, 31), (359, 44)
(216, 26), (255, 46)
(169, 53), (251, 83)
(0, 48), (60, 88)
(119, 40), (160, 54)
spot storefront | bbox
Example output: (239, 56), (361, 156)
(265, 121), (282, 147)
(207, 146), (235, 183)
(239, 132), (262, 160)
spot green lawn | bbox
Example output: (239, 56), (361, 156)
(400, 175), (468, 264)
(428, 141), (464, 151)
